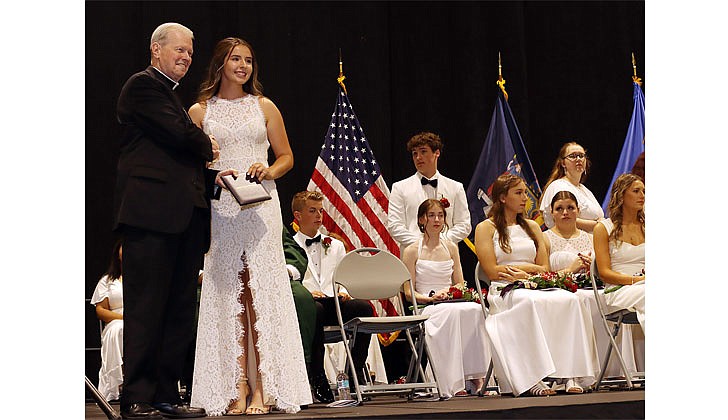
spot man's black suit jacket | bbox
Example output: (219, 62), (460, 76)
(114, 66), (217, 252)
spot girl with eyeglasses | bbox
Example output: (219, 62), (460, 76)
(539, 142), (604, 232)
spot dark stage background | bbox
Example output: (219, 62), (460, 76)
(85, 1), (644, 387)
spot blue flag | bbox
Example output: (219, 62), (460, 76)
(465, 88), (544, 247)
(602, 81), (645, 213)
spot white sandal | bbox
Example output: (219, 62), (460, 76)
(565, 378), (584, 394)
(526, 381), (556, 397)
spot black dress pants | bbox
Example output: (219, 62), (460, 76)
(120, 207), (206, 407)
(311, 297), (373, 381)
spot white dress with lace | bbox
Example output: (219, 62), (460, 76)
(91, 275), (124, 401)
(415, 239), (491, 398)
(485, 222), (599, 395)
(539, 179), (604, 229)
(191, 95), (311, 415)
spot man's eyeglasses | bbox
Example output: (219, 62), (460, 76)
(563, 153), (587, 161)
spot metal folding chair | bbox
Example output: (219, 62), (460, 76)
(590, 260), (645, 390)
(332, 247), (441, 403)
(473, 262), (499, 396)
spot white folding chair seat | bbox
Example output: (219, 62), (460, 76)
(332, 247), (441, 403)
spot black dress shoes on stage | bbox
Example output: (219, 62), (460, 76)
(311, 373), (335, 404)
(151, 403), (206, 418)
(120, 403), (162, 419)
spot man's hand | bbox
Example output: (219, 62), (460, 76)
(214, 169), (238, 188)
(311, 290), (327, 299)
(210, 135), (220, 162)
(338, 292), (352, 302)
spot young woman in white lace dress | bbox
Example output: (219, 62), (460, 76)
(401, 199), (491, 398)
(188, 37), (311, 415)
(474, 174), (599, 397)
(594, 173), (645, 332)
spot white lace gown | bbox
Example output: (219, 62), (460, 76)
(600, 219), (645, 332)
(485, 224), (599, 395)
(90, 275), (124, 401)
(539, 179), (604, 229)
(191, 95), (311, 415)
(414, 240), (492, 398)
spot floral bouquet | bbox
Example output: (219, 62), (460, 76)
(438, 283), (482, 304)
(497, 271), (583, 298)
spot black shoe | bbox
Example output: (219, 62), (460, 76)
(121, 403), (163, 419)
(311, 373), (335, 404)
(151, 403), (206, 418)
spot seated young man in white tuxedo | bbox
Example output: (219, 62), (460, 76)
(290, 191), (374, 387)
(388, 131), (471, 250)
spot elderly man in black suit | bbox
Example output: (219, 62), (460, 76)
(113, 22), (233, 419)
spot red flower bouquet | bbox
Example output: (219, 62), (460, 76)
(497, 271), (592, 298)
(443, 283), (481, 304)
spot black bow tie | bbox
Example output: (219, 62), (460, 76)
(421, 177), (438, 188)
(305, 235), (322, 246)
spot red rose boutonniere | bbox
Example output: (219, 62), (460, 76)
(439, 196), (450, 209)
(322, 236), (332, 254)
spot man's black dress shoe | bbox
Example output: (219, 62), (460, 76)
(120, 403), (163, 419)
(152, 403), (206, 418)
(311, 373), (335, 404)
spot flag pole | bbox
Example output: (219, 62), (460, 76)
(496, 51), (508, 101)
(631, 52), (642, 86)
(338, 48), (347, 94)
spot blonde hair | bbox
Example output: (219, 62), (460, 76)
(606, 173), (645, 244)
(291, 191), (324, 214)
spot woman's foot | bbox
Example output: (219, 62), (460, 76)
(245, 377), (270, 415)
(565, 378), (584, 394)
(225, 377), (250, 416)
(525, 381), (556, 397)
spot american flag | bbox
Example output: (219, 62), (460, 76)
(307, 88), (399, 256)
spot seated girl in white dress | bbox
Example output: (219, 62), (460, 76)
(593, 173), (645, 332)
(90, 239), (124, 401)
(474, 174), (599, 396)
(401, 198), (491, 398)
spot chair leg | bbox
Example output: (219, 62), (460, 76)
(340, 329), (363, 404)
(478, 359), (496, 396)
(86, 376), (121, 420)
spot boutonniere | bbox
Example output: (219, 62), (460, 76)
(439, 195), (451, 209)
(322, 236), (332, 254)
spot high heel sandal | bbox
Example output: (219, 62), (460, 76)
(245, 375), (270, 415)
(525, 381), (556, 397)
(225, 376), (250, 416)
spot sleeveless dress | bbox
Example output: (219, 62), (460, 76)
(191, 95), (311, 415)
(485, 223), (598, 395)
(544, 229), (593, 272)
(600, 219), (645, 332)
(415, 239), (491, 398)
(90, 275), (124, 401)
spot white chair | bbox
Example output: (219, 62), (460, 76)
(473, 262), (499, 396)
(590, 260), (645, 390)
(332, 247), (441, 403)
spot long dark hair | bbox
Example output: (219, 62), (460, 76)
(196, 37), (263, 104)
(106, 238), (123, 281)
(488, 174), (539, 253)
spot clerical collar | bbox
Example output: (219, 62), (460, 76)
(152, 66), (180, 90)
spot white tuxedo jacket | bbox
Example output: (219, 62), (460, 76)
(294, 232), (347, 297)
(387, 171), (471, 249)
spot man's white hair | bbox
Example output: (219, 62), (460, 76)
(150, 22), (194, 49)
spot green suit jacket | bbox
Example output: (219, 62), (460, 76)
(283, 225), (316, 366)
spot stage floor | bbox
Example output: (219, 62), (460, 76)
(85, 389), (645, 419)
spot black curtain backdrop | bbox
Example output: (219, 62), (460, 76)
(85, 1), (644, 385)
